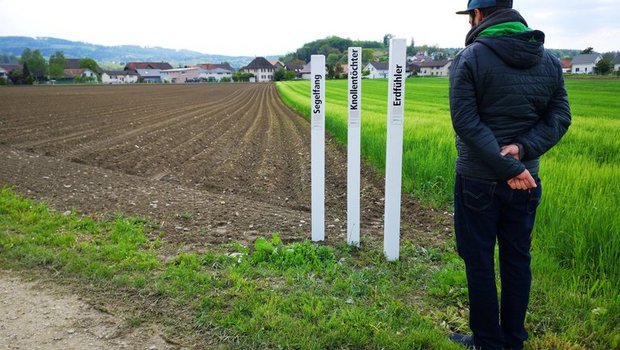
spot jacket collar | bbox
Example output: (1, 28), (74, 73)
(465, 8), (528, 46)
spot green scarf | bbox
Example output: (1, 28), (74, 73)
(479, 21), (531, 37)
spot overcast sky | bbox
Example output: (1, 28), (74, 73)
(0, 0), (618, 56)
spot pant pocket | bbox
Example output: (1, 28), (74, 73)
(461, 176), (496, 212)
(527, 179), (542, 214)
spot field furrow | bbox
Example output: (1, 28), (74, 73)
(0, 84), (450, 248)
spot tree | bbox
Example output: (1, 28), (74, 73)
(49, 51), (66, 79)
(1, 53), (18, 64)
(333, 62), (344, 79)
(19, 48), (47, 83)
(273, 68), (296, 81)
(383, 34), (394, 48)
(581, 47), (594, 54)
(326, 52), (342, 67)
(362, 49), (374, 65)
(9, 68), (25, 84)
(79, 58), (100, 73)
(407, 37), (416, 56)
(595, 52), (615, 75)
(232, 71), (254, 82)
(273, 68), (287, 81)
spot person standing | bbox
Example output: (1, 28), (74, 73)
(448, 0), (571, 349)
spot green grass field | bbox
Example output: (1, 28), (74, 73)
(277, 77), (620, 348)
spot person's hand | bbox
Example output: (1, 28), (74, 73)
(500, 144), (520, 160)
(507, 169), (537, 190)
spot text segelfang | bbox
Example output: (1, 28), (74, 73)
(313, 74), (322, 114)
(392, 64), (403, 106)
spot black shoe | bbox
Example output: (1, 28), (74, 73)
(449, 333), (478, 349)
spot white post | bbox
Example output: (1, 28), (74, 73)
(311, 55), (326, 242)
(384, 38), (407, 261)
(347, 47), (362, 247)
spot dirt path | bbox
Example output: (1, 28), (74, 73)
(0, 270), (185, 350)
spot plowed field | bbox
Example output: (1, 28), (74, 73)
(0, 84), (450, 250)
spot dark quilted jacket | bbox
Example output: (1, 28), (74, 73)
(449, 9), (571, 180)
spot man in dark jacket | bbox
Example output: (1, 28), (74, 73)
(449, 0), (571, 349)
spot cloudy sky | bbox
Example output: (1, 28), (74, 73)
(0, 0), (618, 56)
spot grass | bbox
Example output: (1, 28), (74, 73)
(0, 186), (463, 349)
(1, 186), (618, 348)
(276, 77), (620, 349)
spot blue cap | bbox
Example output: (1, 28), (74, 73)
(456, 0), (513, 14)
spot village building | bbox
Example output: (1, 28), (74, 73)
(160, 67), (201, 83)
(62, 68), (97, 82)
(418, 59), (452, 76)
(101, 70), (139, 84)
(299, 63), (312, 80)
(135, 69), (162, 83)
(0, 64), (22, 82)
(63, 58), (82, 69)
(560, 58), (572, 74)
(270, 60), (285, 70)
(571, 53), (601, 74)
(195, 63), (234, 82)
(124, 62), (173, 71)
(241, 57), (274, 82)
(365, 62), (389, 79)
(285, 62), (305, 78)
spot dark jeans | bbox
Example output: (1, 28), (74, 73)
(454, 174), (542, 350)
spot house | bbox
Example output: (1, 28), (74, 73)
(407, 62), (421, 75)
(136, 69), (162, 83)
(270, 60), (285, 70)
(63, 58), (82, 69)
(160, 67), (201, 83)
(409, 53), (433, 64)
(0, 64), (22, 82)
(560, 59), (572, 74)
(124, 62), (173, 71)
(101, 70), (138, 84)
(241, 57), (274, 82)
(300, 63), (312, 80)
(365, 62), (389, 79)
(63, 68), (98, 82)
(418, 60), (452, 76)
(571, 53), (601, 74)
(195, 63), (234, 71)
(195, 63), (234, 81)
(0, 66), (7, 81)
(614, 54), (620, 72)
(285, 62), (305, 78)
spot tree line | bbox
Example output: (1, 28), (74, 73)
(1, 49), (100, 84)
(277, 35), (461, 79)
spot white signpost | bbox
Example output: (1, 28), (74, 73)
(311, 55), (326, 242)
(384, 39), (407, 261)
(347, 47), (362, 247)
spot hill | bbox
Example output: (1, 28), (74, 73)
(0, 36), (279, 69)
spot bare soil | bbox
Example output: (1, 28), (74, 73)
(0, 83), (453, 349)
(0, 84), (451, 249)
